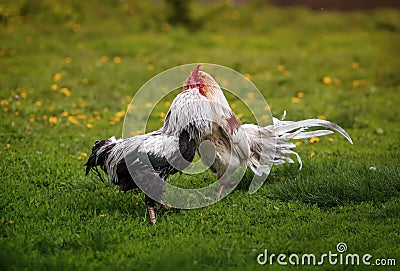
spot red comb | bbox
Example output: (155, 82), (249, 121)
(191, 64), (201, 77)
(184, 64), (204, 92)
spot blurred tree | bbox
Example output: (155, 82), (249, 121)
(165, 0), (192, 25)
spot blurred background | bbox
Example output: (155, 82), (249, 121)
(1, 0), (398, 128)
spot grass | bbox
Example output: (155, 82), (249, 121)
(1, 1), (399, 270)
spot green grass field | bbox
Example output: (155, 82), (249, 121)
(1, 1), (399, 270)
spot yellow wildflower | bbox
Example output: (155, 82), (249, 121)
(61, 111), (69, 117)
(113, 56), (121, 64)
(310, 137), (320, 143)
(322, 76), (332, 85)
(49, 117), (58, 124)
(237, 113), (243, 120)
(20, 91), (27, 99)
(78, 152), (88, 161)
(147, 64), (154, 71)
(98, 214), (106, 218)
(86, 123), (93, 129)
(317, 115), (326, 120)
(351, 79), (366, 88)
(297, 92), (305, 98)
(295, 141), (302, 146)
(159, 112), (166, 118)
(145, 103), (153, 109)
(68, 116), (79, 125)
(60, 87), (71, 97)
(114, 111), (126, 120)
(292, 97), (300, 103)
(277, 65), (286, 73)
(82, 78), (89, 85)
(310, 151), (317, 158)
(65, 57), (72, 64)
(51, 84), (58, 91)
(352, 62), (359, 70)
(53, 73), (62, 82)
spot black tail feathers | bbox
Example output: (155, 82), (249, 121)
(84, 139), (107, 176)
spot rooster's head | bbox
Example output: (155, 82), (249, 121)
(184, 65), (229, 108)
(183, 64), (205, 95)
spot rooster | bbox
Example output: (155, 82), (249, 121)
(85, 65), (212, 225)
(187, 67), (353, 198)
(183, 68), (253, 199)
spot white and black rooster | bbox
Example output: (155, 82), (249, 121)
(85, 65), (212, 225)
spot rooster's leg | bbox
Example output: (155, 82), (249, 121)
(216, 185), (225, 201)
(145, 195), (157, 225)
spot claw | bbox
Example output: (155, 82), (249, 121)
(145, 195), (157, 225)
(147, 205), (156, 225)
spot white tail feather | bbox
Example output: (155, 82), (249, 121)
(243, 115), (352, 174)
(273, 118), (353, 144)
